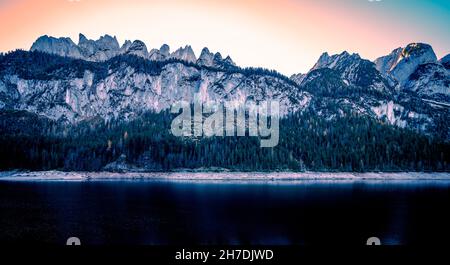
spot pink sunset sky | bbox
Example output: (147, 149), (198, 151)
(0, 0), (449, 75)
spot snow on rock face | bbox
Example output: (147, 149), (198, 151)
(404, 63), (450, 99)
(389, 43), (437, 86)
(371, 101), (407, 128)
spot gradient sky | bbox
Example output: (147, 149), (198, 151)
(0, 0), (449, 75)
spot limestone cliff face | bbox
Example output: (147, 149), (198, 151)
(0, 35), (448, 140)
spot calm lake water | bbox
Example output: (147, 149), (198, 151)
(1, 179), (450, 245)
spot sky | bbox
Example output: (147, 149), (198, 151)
(0, 0), (449, 75)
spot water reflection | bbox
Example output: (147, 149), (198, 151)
(0, 179), (449, 245)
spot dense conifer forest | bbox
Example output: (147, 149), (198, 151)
(0, 108), (448, 172)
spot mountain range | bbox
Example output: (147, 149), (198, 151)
(0, 34), (448, 172)
(0, 34), (447, 137)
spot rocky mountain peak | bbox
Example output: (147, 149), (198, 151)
(149, 44), (170, 61)
(170, 45), (197, 63)
(312, 52), (330, 70)
(121, 40), (132, 52)
(213, 52), (223, 62)
(78, 33), (89, 44)
(197, 47), (214, 66)
(30, 35), (84, 59)
(290, 73), (306, 85)
(95, 34), (120, 51)
(378, 43), (437, 86)
(439, 54), (450, 70)
(311, 51), (360, 71)
(304, 50), (390, 94)
(374, 47), (403, 75)
(159, 44), (170, 57)
(3, 35), (449, 141)
(197, 48), (235, 68)
(404, 62), (450, 100)
(77, 34), (121, 61)
(124, 40), (148, 58)
(223, 55), (235, 66)
(402, 43), (435, 58)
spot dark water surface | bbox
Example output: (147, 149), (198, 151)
(1, 179), (449, 245)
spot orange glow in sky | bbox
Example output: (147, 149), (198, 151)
(0, 0), (449, 75)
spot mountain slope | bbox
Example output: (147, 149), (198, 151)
(1, 35), (449, 172)
(374, 43), (449, 101)
(0, 50), (309, 122)
(1, 35), (449, 141)
(310, 51), (392, 94)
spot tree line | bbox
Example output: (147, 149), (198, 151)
(0, 109), (448, 172)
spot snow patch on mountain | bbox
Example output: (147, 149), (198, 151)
(371, 101), (407, 127)
(404, 63), (449, 99)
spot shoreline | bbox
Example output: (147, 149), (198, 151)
(1, 170), (450, 182)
